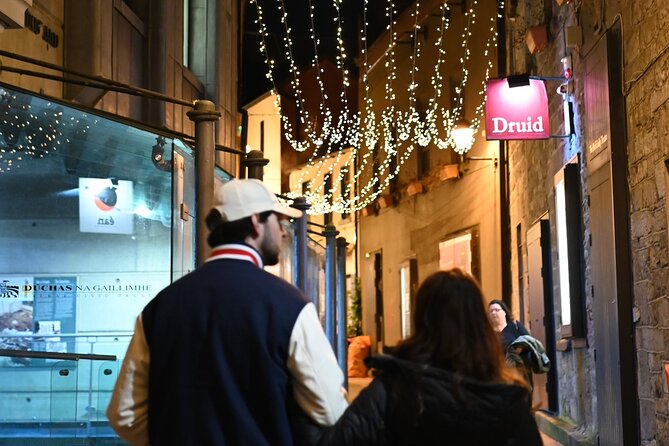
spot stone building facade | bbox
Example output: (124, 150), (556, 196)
(505, 1), (669, 444)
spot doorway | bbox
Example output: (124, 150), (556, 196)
(526, 218), (558, 412)
(374, 252), (384, 352)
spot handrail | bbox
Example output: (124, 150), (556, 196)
(0, 48), (194, 107)
(0, 349), (117, 362)
(0, 332), (133, 339)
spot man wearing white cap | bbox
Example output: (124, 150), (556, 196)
(107, 179), (348, 445)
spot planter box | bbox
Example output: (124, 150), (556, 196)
(406, 181), (424, 196)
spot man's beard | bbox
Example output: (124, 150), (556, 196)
(260, 233), (280, 266)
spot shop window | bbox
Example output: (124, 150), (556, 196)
(438, 227), (480, 280)
(554, 160), (585, 338)
(399, 258), (417, 339)
(417, 144), (430, 178)
(0, 83), (186, 431)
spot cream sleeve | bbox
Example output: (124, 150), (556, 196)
(106, 315), (150, 446)
(286, 302), (349, 426)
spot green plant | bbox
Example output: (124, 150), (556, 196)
(347, 277), (362, 337)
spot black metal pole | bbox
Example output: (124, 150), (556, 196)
(292, 197), (311, 294)
(0, 49), (193, 107)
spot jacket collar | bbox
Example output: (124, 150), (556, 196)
(207, 244), (264, 268)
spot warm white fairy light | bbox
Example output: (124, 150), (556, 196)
(294, 0), (356, 205)
(252, 0), (501, 214)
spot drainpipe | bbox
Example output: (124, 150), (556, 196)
(497, 1), (512, 304)
(187, 100), (221, 266)
(239, 109), (249, 178)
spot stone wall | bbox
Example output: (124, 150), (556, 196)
(507, 0), (597, 440)
(509, 0), (669, 444)
(623, 0), (669, 443)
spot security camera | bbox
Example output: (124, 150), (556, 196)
(151, 136), (171, 171)
(556, 82), (568, 95)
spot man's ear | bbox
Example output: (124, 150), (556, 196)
(249, 213), (262, 239)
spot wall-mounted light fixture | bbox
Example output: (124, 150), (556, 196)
(451, 118), (475, 154)
(506, 74), (530, 88)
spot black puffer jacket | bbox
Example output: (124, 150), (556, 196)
(300, 355), (542, 446)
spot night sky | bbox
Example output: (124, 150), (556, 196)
(240, 0), (413, 106)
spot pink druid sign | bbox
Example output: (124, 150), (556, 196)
(485, 78), (550, 140)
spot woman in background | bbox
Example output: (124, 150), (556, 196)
(489, 299), (534, 393)
(488, 299), (529, 350)
(296, 269), (541, 446)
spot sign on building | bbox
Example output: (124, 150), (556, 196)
(485, 78), (550, 140)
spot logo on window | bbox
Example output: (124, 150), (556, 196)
(94, 185), (118, 211)
(0, 280), (19, 298)
(79, 177), (134, 234)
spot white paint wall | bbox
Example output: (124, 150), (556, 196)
(244, 92), (283, 194)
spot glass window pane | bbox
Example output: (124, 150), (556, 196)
(0, 83), (180, 437)
(0, 83), (173, 351)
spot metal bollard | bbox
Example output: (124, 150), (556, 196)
(324, 224), (338, 349)
(336, 236), (349, 387)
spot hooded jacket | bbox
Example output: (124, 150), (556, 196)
(300, 355), (542, 446)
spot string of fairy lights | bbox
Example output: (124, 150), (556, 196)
(250, 0), (502, 215)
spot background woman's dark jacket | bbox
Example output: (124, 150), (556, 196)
(500, 320), (529, 350)
(295, 355), (542, 446)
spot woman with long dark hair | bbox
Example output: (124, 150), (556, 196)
(295, 269), (542, 445)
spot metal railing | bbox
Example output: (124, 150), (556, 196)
(0, 333), (131, 442)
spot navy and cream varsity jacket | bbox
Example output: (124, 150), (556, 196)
(107, 244), (348, 446)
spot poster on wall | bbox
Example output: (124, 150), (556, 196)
(0, 277), (34, 357)
(76, 273), (169, 332)
(32, 277), (77, 356)
(79, 177), (134, 234)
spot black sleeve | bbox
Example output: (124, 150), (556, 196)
(315, 378), (387, 446)
(506, 404), (543, 446)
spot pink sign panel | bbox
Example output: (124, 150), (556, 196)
(485, 78), (550, 140)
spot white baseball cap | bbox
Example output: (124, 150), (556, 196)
(214, 179), (303, 222)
